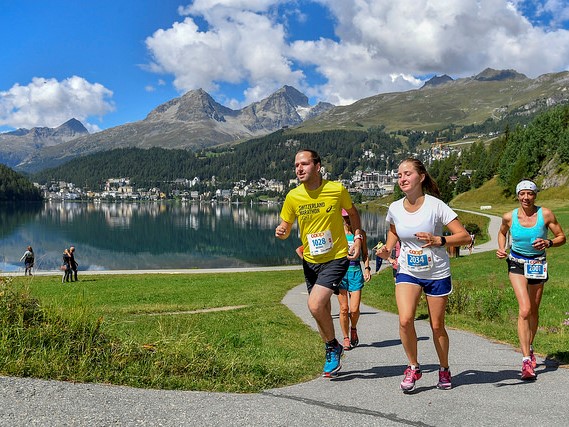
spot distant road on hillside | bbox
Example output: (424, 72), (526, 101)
(455, 208), (502, 254)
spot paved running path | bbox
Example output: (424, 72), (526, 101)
(2, 211), (568, 426)
(454, 208), (503, 254)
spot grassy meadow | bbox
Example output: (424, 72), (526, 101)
(1, 271), (324, 392)
(1, 180), (569, 391)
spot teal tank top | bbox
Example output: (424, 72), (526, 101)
(511, 207), (547, 256)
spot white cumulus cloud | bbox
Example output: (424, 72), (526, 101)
(0, 76), (114, 131)
(146, 3), (303, 106)
(145, 0), (569, 106)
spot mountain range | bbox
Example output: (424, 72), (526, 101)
(0, 119), (89, 169)
(10, 86), (333, 172)
(3, 68), (569, 173)
(297, 68), (569, 132)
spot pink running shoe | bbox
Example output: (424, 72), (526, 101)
(400, 366), (422, 392)
(530, 349), (537, 369)
(521, 359), (536, 380)
(437, 369), (452, 390)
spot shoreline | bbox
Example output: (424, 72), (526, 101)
(2, 265), (303, 277)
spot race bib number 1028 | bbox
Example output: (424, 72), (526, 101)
(307, 230), (333, 255)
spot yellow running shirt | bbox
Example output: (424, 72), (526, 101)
(280, 179), (353, 264)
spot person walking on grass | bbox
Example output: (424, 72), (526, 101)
(275, 149), (363, 378)
(69, 246), (79, 281)
(338, 209), (371, 351)
(62, 248), (72, 283)
(496, 179), (566, 380)
(377, 158), (471, 392)
(20, 246), (34, 276)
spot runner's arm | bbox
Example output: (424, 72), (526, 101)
(542, 208), (566, 248)
(275, 220), (293, 240)
(496, 212), (511, 259)
(378, 225), (398, 260)
(345, 205), (363, 260)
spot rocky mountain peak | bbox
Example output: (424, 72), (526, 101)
(274, 85), (310, 107)
(145, 88), (235, 123)
(4, 128), (29, 136)
(474, 68), (527, 82)
(239, 85), (325, 131)
(422, 74), (454, 88)
(4, 119), (88, 140)
(55, 118), (89, 136)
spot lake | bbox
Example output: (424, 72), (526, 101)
(0, 201), (388, 272)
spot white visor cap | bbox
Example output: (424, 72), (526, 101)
(516, 180), (538, 195)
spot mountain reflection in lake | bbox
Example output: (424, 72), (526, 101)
(0, 201), (388, 272)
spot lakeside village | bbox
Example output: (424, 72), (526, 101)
(38, 145), (457, 203)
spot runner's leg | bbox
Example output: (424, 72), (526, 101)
(337, 289), (350, 341)
(509, 272), (532, 357)
(395, 283), (422, 365)
(426, 294), (450, 367)
(308, 284), (336, 342)
(528, 283), (544, 346)
(349, 290), (362, 328)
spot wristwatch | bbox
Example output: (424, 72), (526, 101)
(547, 239), (554, 248)
(364, 266), (371, 271)
(440, 236), (447, 246)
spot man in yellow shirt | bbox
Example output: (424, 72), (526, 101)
(275, 149), (363, 377)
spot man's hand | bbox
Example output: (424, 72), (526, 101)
(347, 239), (361, 260)
(275, 221), (291, 240)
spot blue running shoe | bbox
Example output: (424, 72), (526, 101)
(323, 342), (343, 378)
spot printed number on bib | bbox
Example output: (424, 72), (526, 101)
(524, 259), (547, 280)
(405, 248), (434, 272)
(307, 230), (333, 256)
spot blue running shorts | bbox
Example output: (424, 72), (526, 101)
(395, 273), (452, 297)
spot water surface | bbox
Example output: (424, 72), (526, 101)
(0, 201), (388, 272)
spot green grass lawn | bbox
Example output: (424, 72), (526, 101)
(2, 271), (325, 392)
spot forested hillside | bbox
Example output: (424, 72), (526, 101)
(32, 127), (404, 189)
(429, 105), (569, 202)
(0, 164), (42, 201)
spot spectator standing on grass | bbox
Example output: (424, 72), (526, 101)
(377, 158), (471, 392)
(276, 149), (363, 378)
(496, 179), (566, 380)
(62, 248), (72, 283)
(389, 240), (401, 280)
(20, 246), (34, 276)
(373, 241), (384, 273)
(69, 246), (79, 281)
(466, 233), (475, 255)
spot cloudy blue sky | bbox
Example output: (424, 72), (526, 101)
(1, 0), (569, 133)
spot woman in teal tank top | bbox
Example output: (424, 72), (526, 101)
(338, 209), (371, 351)
(496, 179), (566, 380)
